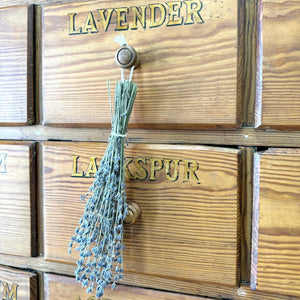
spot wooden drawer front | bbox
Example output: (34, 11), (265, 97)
(257, 0), (300, 129)
(42, 0), (240, 129)
(0, 266), (37, 300)
(0, 5), (34, 125)
(251, 149), (300, 297)
(44, 273), (207, 300)
(43, 142), (240, 287)
(0, 142), (36, 257)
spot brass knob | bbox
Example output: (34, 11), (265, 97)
(115, 45), (140, 69)
(124, 202), (141, 226)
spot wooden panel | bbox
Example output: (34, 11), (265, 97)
(251, 149), (300, 297)
(239, 147), (254, 282)
(44, 273), (208, 300)
(42, 0), (240, 129)
(1, 125), (300, 148)
(0, 141), (37, 257)
(0, 257), (296, 300)
(0, 266), (37, 300)
(43, 142), (240, 287)
(0, 5), (35, 125)
(256, 0), (300, 129)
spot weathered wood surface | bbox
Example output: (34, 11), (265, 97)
(256, 0), (300, 129)
(0, 0), (81, 6)
(0, 266), (37, 300)
(0, 1), (59, 6)
(2, 125), (300, 147)
(0, 256), (297, 300)
(251, 148), (300, 297)
(43, 142), (240, 287)
(41, 0), (240, 129)
(0, 142), (37, 257)
(0, 255), (297, 300)
(44, 273), (208, 300)
(239, 147), (254, 283)
(0, 5), (35, 125)
(241, 0), (257, 125)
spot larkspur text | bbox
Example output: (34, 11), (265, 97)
(71, 155), (200, 184)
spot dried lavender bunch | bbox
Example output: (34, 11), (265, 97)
(69, 74), (137, 298)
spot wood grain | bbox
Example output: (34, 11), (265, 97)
(43, 142), (240, 287)
(44, 273), (208, 300)
(241, 0), (258, 125)
(0, 5), (35, 125)
(0, 265), (37, 300)
(239, 147), (254, 283)
(0, 141), (37, 257)
(0, 255), (297, 300)
(256, 0), (300, 129)
(41, 0), (240, 129)
(2, 125), (300, 147)
(0, 0), (75, 7)
(251, 148), (300, 297)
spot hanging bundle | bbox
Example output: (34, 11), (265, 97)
(69, 36), (138, 298)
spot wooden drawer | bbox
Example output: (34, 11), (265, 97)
(0, 142), (37, 257)
(251, 149), (300, 297)
(0, 266), (37, 300)
(41, 0), (240, 129)
(0, 5), (34, 125)
(44, 273), (208, 299)
(43, 142), (240, 288)
(256, 0), (300, 129)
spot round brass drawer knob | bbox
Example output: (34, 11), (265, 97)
(115, 45), (140, 69)
(124, 202), (141, 226)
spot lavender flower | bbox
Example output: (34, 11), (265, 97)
(69, 75), (137, 298)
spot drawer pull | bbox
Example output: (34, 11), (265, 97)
(115, 45), (140, 69)
(124, 202), (141, 226)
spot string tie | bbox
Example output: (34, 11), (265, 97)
(110, 133), (126, 138)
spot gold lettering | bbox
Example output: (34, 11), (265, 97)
(124, 157), (134, 180)
(0, 153), (7, 174)
(183, 0), (204, 25)
(86, 156), (98, 177)
(149, 4), (166, 28)
(70, 155), (200, 184)
(82, 11), (99, 34)
(165, 159), (180, 181)
(166, 1), (183, 26)
(134, 157), (148, 180)
(1, 281), (18, 300)
(68, 13), (82, 35)
(67, 1), (205, 34)
(131, 6), (147, 30)
(183, 160), (199, 182)
(71, 155), (84, 177)
(97, 9), (114, 31)
(115, 7), (129, 31)
(149, 158), (164, 181)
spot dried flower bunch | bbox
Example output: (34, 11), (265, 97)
(69, 64), (137, 298)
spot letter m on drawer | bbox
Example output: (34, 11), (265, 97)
(0, 281), (18, 300)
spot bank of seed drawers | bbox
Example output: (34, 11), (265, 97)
(0, 5), (37, 299)
(0, 0), (300, 299)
